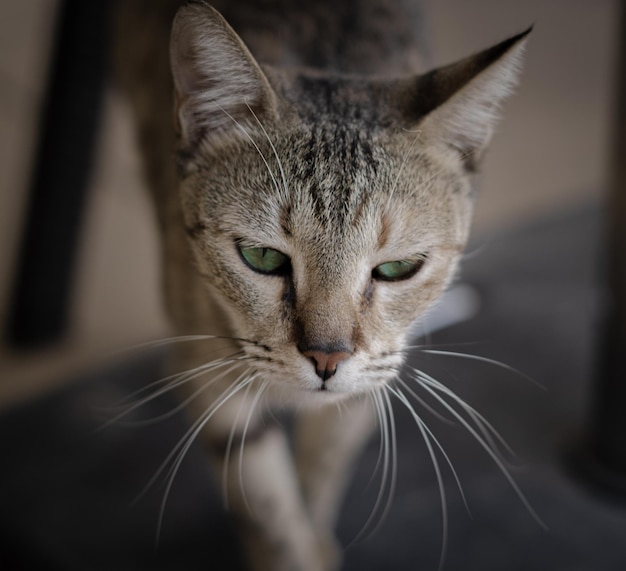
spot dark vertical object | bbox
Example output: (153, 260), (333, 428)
(575, 0), (626, 495)
(5, 0), (109, 349)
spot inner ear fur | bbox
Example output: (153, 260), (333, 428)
(398, 28), (531, 170)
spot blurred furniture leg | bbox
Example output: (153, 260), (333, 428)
(5, 0), (109, 349)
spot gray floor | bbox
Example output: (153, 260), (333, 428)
(2, 203), (625, 570)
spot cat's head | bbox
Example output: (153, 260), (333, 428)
(169, 2), (528, 401)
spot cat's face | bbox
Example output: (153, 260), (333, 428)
(180, 119), (472, 398)
(170, 3), (527, 400)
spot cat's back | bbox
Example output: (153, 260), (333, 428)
(117, 0), (429, 79)
(208, 0), (429, 75)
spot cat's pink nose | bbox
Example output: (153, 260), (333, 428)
(302, 348), (352, 381)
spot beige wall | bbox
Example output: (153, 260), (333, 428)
(426, 0), (618, 231)
(0, 0), (619, 404)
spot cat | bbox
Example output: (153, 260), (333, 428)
(115, 1), (528, 569)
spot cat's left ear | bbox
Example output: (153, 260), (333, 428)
(405, 28), (531, 170)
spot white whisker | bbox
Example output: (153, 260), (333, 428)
(137, 374), (253, 505)
(213, 101), (283, 196)
(409, 368), (518, 463)
(366, 391), (386, 488)
(114, 363), (249, 428)
(245, 102), (289, 201)
(396, 380), (472, 516)
(162, 373), (258, 486)
(238, 379), (271, 516)
(386, 384), (449, 571)
(97, 355), (248, 431)
(395, 376), (456, 426)
(153, 373), (260, 547)
(421, 349), (545, 389)
(351, 388), (396, 544)
(117, 334), (229, 353)
(381, 389), (398, 526)
(108, 350), (246, 408)
(415, 374), (547, 529)
(222, 378), (255, 511)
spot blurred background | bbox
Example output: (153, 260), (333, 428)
(1, 1), (625, 570)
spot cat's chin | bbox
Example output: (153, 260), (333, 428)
(267, 381), (368, 408)
(258, 364), (395, 409)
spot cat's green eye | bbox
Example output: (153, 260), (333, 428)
(373, 257), (426, 282)
(239, 245), (290, 275)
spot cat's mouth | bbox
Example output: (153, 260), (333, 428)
(308, 379), (334, 393)
(309, 377), (365, 397)
(305, 378), (344, 396)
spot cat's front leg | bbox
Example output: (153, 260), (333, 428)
(223, 426), (335, 571)
(294, 397), (375, 547)
(189, 386), (332, 571)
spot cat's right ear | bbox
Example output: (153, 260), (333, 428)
(170, 1), (278, 148)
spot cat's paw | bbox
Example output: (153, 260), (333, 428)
(316, 531), (342, 571)
(243, 526), (339, 571)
